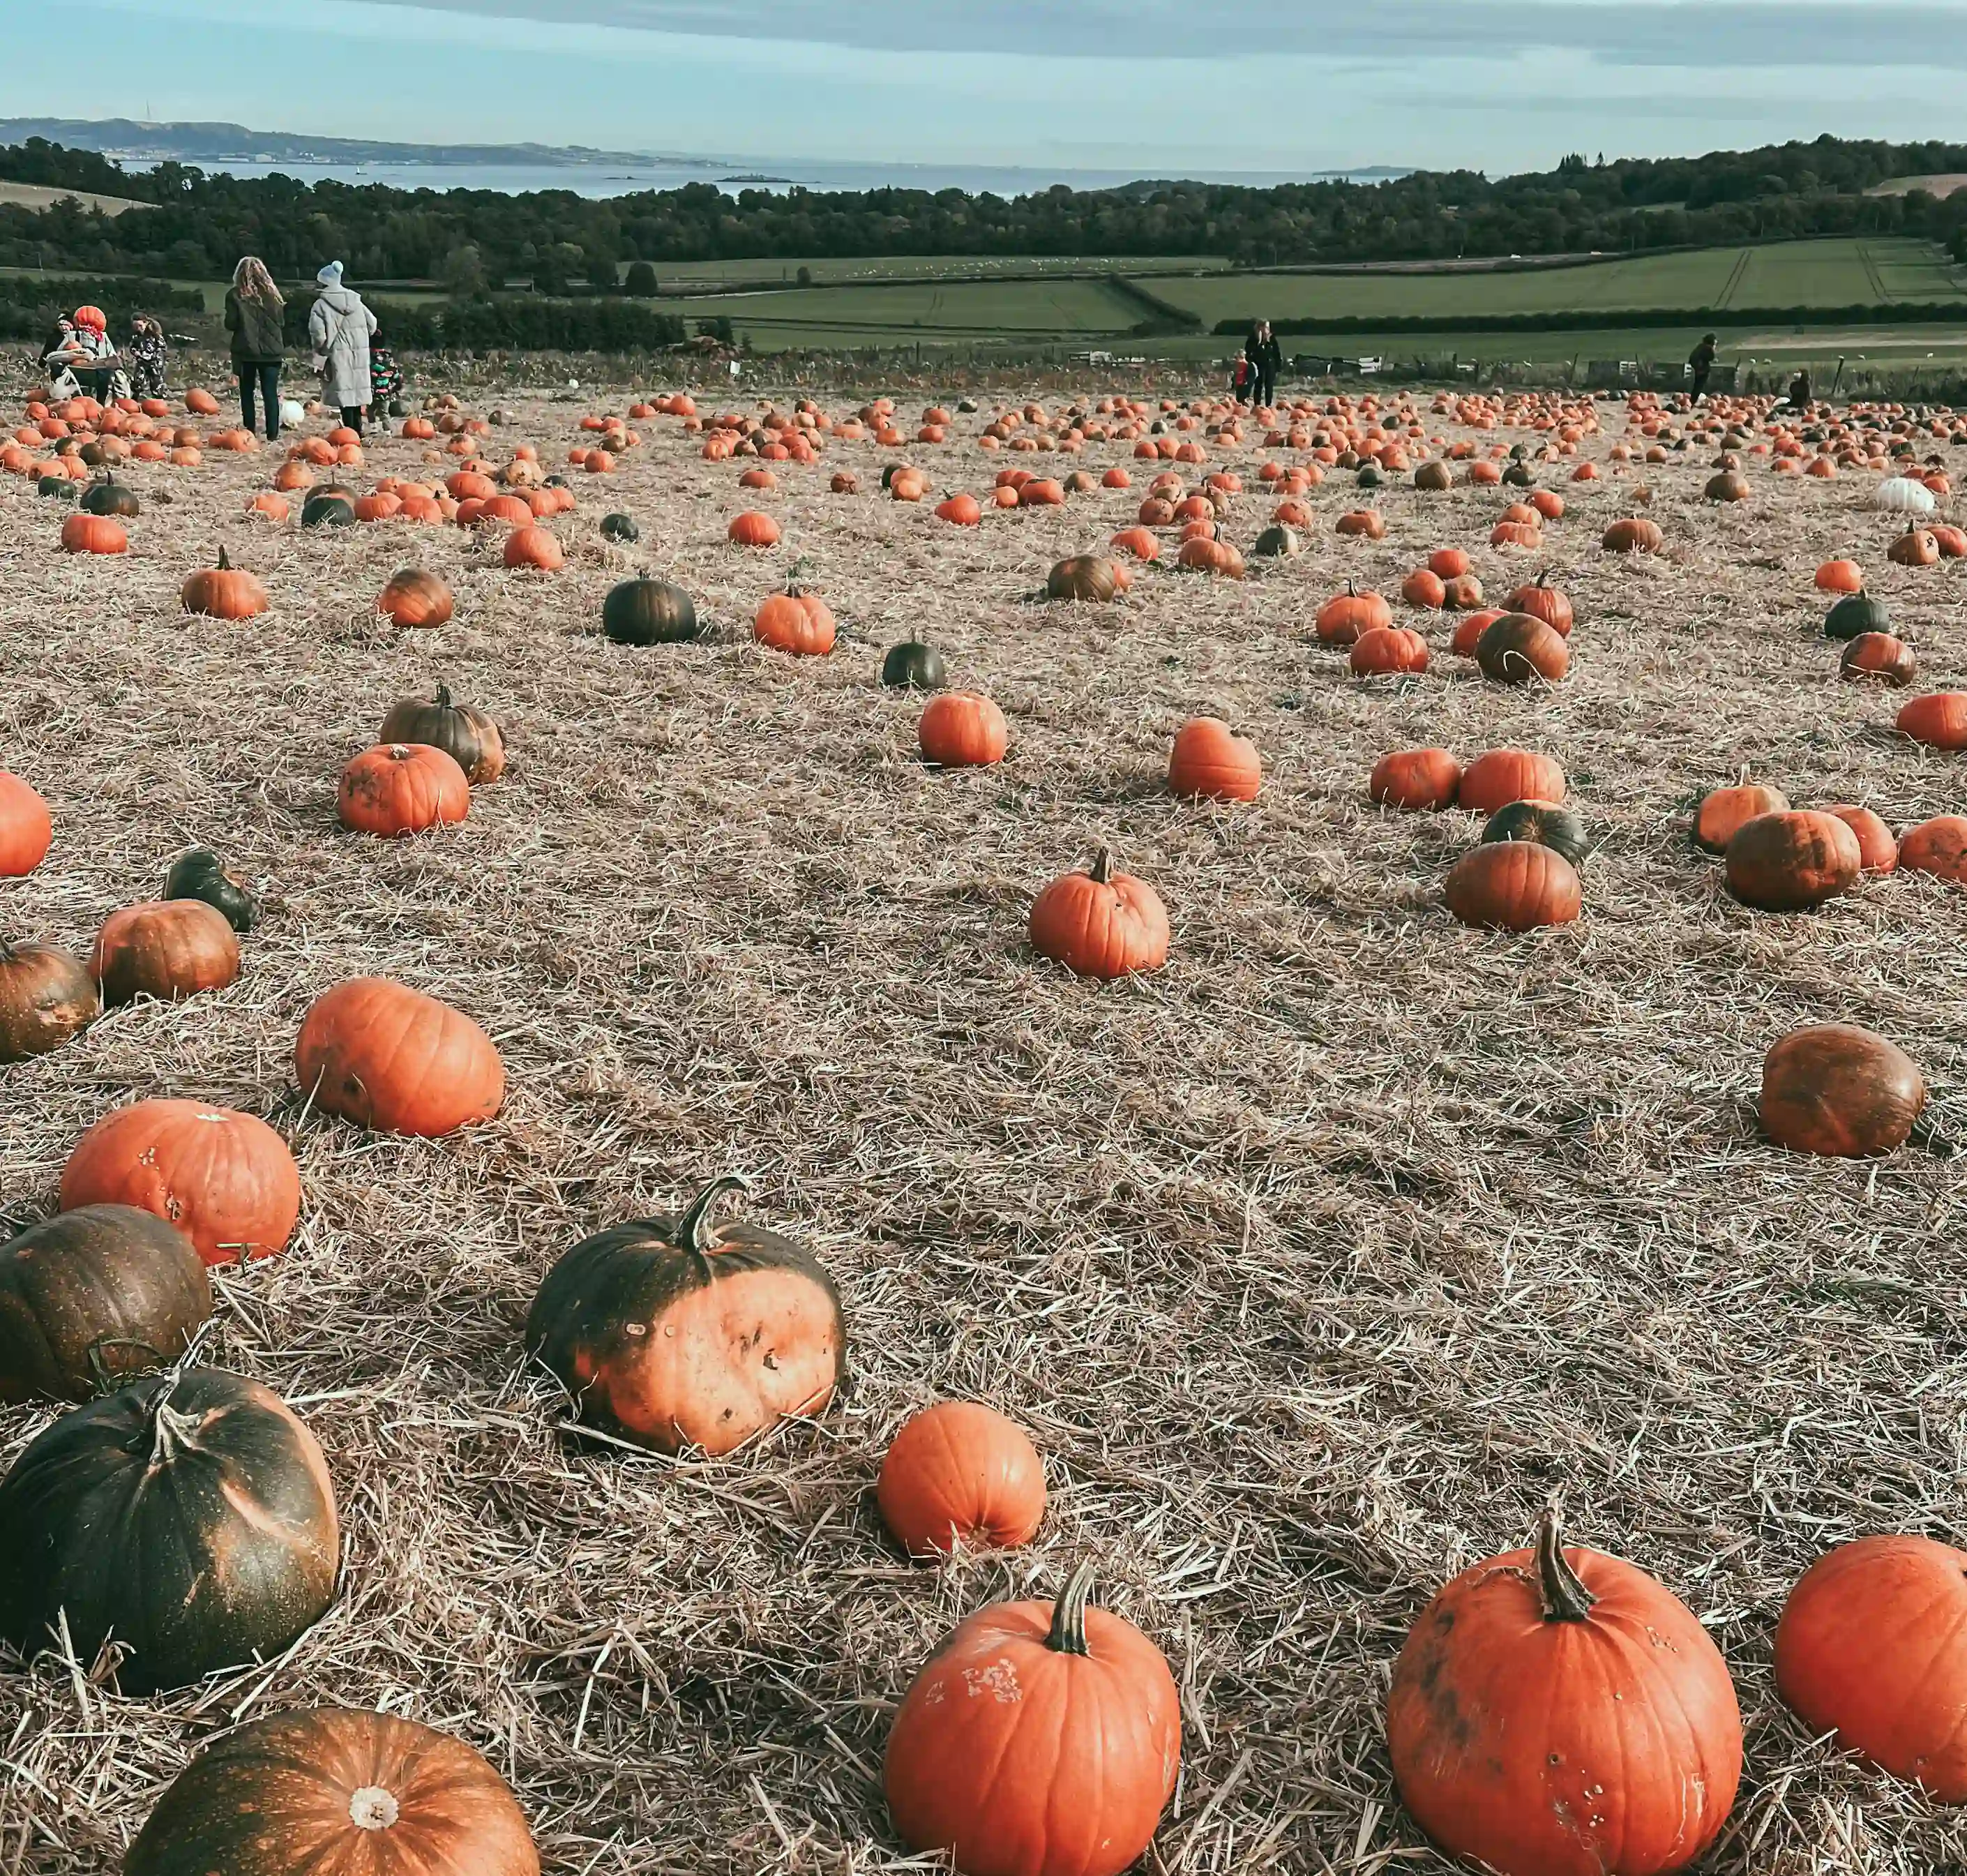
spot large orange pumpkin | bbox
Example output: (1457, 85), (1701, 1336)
(1167, 718), (1260, 801)
(919, 693), (1009, 767)
(60, 1100), (301, 1266)
(877, 1400), (1046, 1558)
(295, 977), (504, 1136)
(1030, 849), (1169, 980)
(124, 1706), (540, 1876)
(1724, 811), (1861, 911)
(1774, 1535), (1967, 1800)
(1445, 842), (1583, 930)
(525, 1176), (843, 1457)
(1458, 749), (1565, 815)
(377, 568), (454, 628)
(884, 1563), (1181, 1876)
(1388, 1510), (1741, 1876)
(0, 772), (52, 877)
(1896, 692), (1967, 751)
(338, 744), (471, 836)
(1693, 783), (1788, 853)
(1316, 583), (1392, 645)
(1760, 1023), (1925, 1157)
(1370, 748), (1461, 812)
(1899, 815), (1967, 882)
(90, 900), (239, 1005)
(754, 581), (837, 655)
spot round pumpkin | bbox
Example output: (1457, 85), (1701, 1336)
(0, 772), (52, 877)
(525, 1176), (843, 1457)
(1760, 1024), (1924, 1157)
(599, 511), (640, 543)
(295, 977), (504, 1137)
(755, 582), (837, 655)
(1477, 613), (1569, 684)
(1839, 631), (1915, 685)
(1046, 555), (1122, 603)
(1459, 749), (1565, 815)
(1167, 718), (1260, 802)
(919, 693), (1009, 767)
(0, 940), (97, 1060)
(1445, 841), (1582, 930)
(1694, 783), (1789, 853)
(877, 1401), (1046, 1558)
(1896, 692), (1967, 751)
(1387, 1510), (1741, 1876)
(884, 1563), (1181, 1876)
(377, 567), (454, 629)
(1482, 799), (1590, 869)
(728, 509), (781, 548)
(603, 577), (699, 645)
(0, 1205), (211, 1404)
(1350, 626), (1429, 677)
(181, 546), (268, 620)
(91, 899), (239, 1006)
(1825, 804), (1898, 873)
(1030, 848), (1169, 980)
(1899, 815), (1967, 883)
(0, 1367), (337, 1693)
(1602, 517), (1664, 554)
(125, 1706), (540, 1876)
(163, 847), (257, 933)
(338, 744), (471, 836)
(502, 524), (564, 571)
(301, 492), (354, 530)
(1825, 590), (1891, 641)
(1725, 811), (1862, 912)
(59, 512), (127, 555)
(1505, 575), (1574, 637)
(60, 1100), (301, 1266)
(378, 685), (504, 786)
(1774, 1535), (1967, 1800)
(881, 636), (946, 691)
(1316, 584), (1392, 645)
(1370, 748), (1461, 812)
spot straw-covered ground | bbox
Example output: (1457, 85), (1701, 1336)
(1, 373), (1965, 1875)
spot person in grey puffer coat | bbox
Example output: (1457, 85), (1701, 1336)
(308, 261), (377, 433)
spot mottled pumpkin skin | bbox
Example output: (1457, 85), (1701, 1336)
(1760, 1024), (1925, 1157)
(0, 941), (98, 1061)
(0, 1367), (337, 1692)
(125, 1706), (540, 1876)
(526, 1184), (845, 1457)
(0, 1204), (211, 1403)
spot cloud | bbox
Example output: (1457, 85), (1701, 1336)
(363, 0), (1967, 68)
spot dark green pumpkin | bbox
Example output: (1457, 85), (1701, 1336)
(525, 1176), (845, 1457)
(1481, 799), (1592, 869)
(603, 577), (698, 645)
(599, 511), (640, 543)
(1502, 462), (1537, 487)
(0, 1206), (211, 1404)
(1826, 590), (1891, 641)
(300, 492), (356, 530)
(881, 635), (947, 691)
(163, 847), (259, 934)
(1355, 464), (1382, 490)
(36, 474), (75, 501)
(81, 475), (140, 518)
(1251, 524), (1299, 559)
(0, 1366), (338, 1692)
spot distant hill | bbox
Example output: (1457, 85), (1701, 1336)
(0, 119), (659, 167)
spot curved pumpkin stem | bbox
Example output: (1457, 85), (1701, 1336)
(1046, 1560), (1098, 1656)
(435, 680), (454, 709)
(1534, 1506), (1597, 1623)
(149, 1398), (199, 1469)
(1089, 848), (1113, 886)
(675, 1173), (748, 1263)
(215, 545), (232, 571)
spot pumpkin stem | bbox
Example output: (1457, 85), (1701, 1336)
(215, 545), (231, 570)
(1046, 1561), (1099, 1656)
(149, 1398), (200, 1468)
(435, 681), (454, 708)
(1089, 848), (1113, 885)
(675, 1174), (748, 1262)
(1533, 1506), (1598, 1623)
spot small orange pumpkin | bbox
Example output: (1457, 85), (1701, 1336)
(877, 1400), (1046, 1558)
(919, 693), (1009, 767)
(337, 744), (472, 836)
(1371, 748), (1461, 812)
(1029, 848), (1169, 980)
(1167, 718), (1260, 802)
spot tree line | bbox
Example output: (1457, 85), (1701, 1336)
(5, 134), (1967, 285)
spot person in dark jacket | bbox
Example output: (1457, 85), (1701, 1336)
(126, 315), (167, 402)
(1244, 321), (1283, 408)
(1781, 368), (1813, 415)
(1688, 332), (1717, 402)
(225, 256), (287, 441)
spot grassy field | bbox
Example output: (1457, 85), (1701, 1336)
(642, 254), (1228, 289)
(0, 180), (140, 216)
(6, 376), (1967, 1876)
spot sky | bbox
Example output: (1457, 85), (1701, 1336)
(7, 0), (1967, 178)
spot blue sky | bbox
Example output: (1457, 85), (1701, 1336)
(8, 0), (1967, 176)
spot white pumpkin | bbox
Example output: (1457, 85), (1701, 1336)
(1874, 476), (1938, 515)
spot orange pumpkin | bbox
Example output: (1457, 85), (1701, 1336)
(754, 580), (837, 656)
(1839, 632), (1915, 686)
(337, 744), (472, 836)
(1167, 718), (1260, 802)
(1825, 804), (1898, 873)
(884, 1564), (1180, 1876)
(919, 693), (1009, 767)
(1316, 583), (1392, 645)
(502, 524), (564, 571)
(1694, 783), (1789, 853)
(377, 567), (455, 629)
(1759, 1023), (1925, 1157)
(1388, 1510), (1740, 1876)
(1505, 575), (1574, 637)
(1476, 613), (1569, 684)
(877, 1400), (1046, 1557)
(1602, 517), (1664, 554)
(180, 546), (268, 620)
(1445, 842), (1582, 929)
(1896, 691), (1967, 751)
(59, 1100), (301, 1266)
(1724, 810), (1862, 912)
(1350, 626), (1430, 676)
(0, 772), (52, 877)
(1814, 558), (1864, 593)
(1030, 848), (1169, 980)
(1458, 749), (1565, 814)
(1898, 815), (1967, 882)
(90, 900), (239, 1006)
(1370, 748), (1460, 812)
(59, 513), (128, 555)
(295, 977), (504, 1136)
(729, 509), (782, 547)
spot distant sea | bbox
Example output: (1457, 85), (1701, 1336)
(127, 156), (1404, 200)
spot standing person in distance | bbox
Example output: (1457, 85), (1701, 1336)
(1688, 331), (1717, 403)
(1247, 319), (1283, 410)
(225, 257), (287, 441)
(126, 313), (169, 403)
(308, 260), (377, 435)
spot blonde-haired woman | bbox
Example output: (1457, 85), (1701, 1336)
(224, 256), (287, 440)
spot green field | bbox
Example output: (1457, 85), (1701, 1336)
(643, 253), (1225, 289)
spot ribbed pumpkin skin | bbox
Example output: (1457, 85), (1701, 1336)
(1482, 800), (1591, 869)
(1029, 855), (1170, 979)
(1445, 842), (1583, 930)
(526, 1185), (844, 1457)
(0, 1205), (211, 1403)
(125, 1706), (541, 1876)
(59, 1100), (301, 1265)
(1477, 613), (1569, 683)
(1459, 749), (1565, 814)
(1371, 748), (1461, 812)
(877, 1401), (1046, 1557)
(1774, 1535), (1967, 1801)
(336, 744), (471, 836)
(295, 978), (504, 1136)
(1897, 692), (1967, 751)
(90, 899), (240, 1006)
(1724, 811), (1861, 912)
(1693, 784), (1789, 854)
(1387, 1526), (1742, 1876)
(1760, 1024), (1925, 1157)
(377, 690), (504, 785)
(1900, 816), (1967, 882)
(1167, 719), (1260, 802)
(884, 1577), (1182, 1876)
(0, 1368), (337, 1692)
